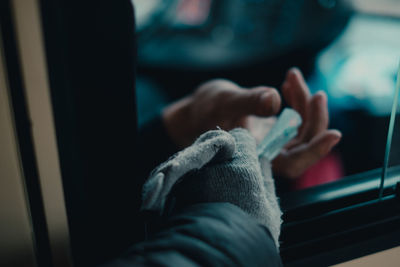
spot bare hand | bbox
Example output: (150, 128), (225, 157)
(163, 79), (281, 147)
(271, 68), (341, 179)
(162, 68), (341, 179)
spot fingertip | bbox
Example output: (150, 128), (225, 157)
(285, 68), (296, 83)
(328, 129), (342, 137)
(309, 131), (339, 156)
(322, 130), (342, 153)
(330, 134), (341, 147)
(287, 67), (302, 81)
(235, 86), (281, 117)
(260, 89), (281, 115)
(284, 67), (302, 84)
(288, 66), (300, 75)
(327, 130), (342, 145)
(313, 90), (327, 103)
(282, 68), (298, 89)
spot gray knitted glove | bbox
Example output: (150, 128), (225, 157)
(142, 129), (236, 211)
(142, 128), (282, 247)
(171, 128), (282, 247)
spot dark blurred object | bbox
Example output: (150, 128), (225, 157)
(135, 0), (352, 99)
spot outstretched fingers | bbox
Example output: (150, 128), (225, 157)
(272, 129), (342, 179)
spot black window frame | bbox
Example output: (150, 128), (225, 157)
(280, 167), (400, 266)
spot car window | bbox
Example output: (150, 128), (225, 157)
(134, 0), (400, 192)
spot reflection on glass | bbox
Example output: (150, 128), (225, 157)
(384, 63), (400, 194)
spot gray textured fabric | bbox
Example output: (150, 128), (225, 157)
(142, 129), (236, 211)
(173, 128), (282, 247)
(142, 128), (282, 247)
(259, 157), (283, 246)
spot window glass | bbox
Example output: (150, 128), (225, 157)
(134, 0), (400, 192)
(310, 9), (400, 185)
(384, 63), (400, 190)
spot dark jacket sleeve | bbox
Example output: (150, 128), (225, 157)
(101, 203), (282, 267)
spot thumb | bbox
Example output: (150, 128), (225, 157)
(229, 86), (281, 117)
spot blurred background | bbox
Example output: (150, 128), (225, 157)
(133, 0), (400, 191)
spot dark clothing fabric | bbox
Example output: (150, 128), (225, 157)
(102, 203), (282, 267)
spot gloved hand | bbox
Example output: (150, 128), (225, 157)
(142, 128), (282, 247)
(142, 129), (236, 211)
